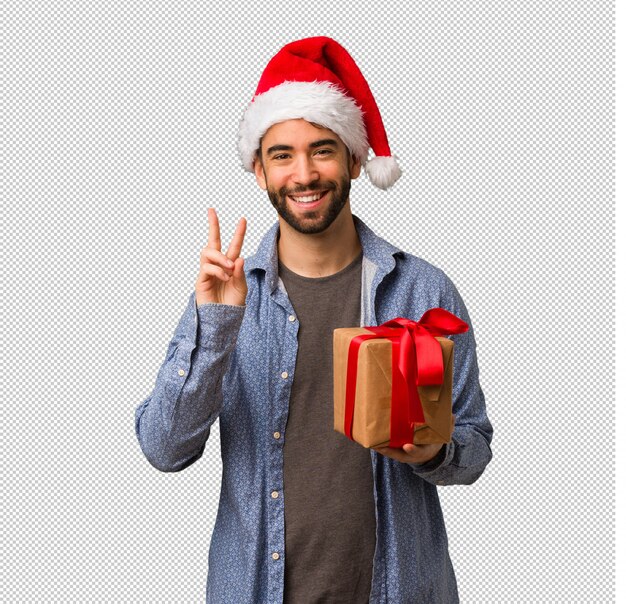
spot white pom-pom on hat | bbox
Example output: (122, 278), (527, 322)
(365, 155), (402, 190)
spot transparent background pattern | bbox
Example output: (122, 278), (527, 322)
(4, 1), (614, 602)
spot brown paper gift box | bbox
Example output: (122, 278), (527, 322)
(333, 328), (455, 448)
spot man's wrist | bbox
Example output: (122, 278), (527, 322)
(409, 443), (448, 470)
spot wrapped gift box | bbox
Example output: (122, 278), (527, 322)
(333, 311), (467, 449)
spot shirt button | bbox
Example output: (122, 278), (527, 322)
(288, 315), (296, 322)
(272, 552), (280, 560)
(271, 491), (279, 499)
(177, 369), (185, 376)
(273, 431), (281, 440)
(281, 371), (288, 379)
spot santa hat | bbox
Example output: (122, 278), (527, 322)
(238, 36), (401, 190)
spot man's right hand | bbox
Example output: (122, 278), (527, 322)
(195, 208), (247, 307)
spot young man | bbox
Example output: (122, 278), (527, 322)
(135, 37), (493, 603)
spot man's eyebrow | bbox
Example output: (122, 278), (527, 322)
(309, 139), (338, 149)
(264, 139), (339, 156)
(265, 144), (293, 155)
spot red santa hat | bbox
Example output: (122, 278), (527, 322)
(238, 36), (401, 190)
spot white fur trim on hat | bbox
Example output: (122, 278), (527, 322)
(238, 80), (368, 172)
(364, 155), (402, 190)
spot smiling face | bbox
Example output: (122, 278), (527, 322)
(253, 119), (361, 235)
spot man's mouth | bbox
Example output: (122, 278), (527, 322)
(288, 191), (328, 204)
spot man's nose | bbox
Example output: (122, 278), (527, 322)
(292, 155), (320, 185)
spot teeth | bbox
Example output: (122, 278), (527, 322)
(291, 192), (323, 203)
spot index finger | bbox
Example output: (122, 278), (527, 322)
(207, 207), (222, 251)
(225, 217), (247, 261)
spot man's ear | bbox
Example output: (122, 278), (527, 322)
(349, 154), (362, 180)
(253, 154), (267, 190)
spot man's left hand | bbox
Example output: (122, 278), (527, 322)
(373, 442), (444, 465)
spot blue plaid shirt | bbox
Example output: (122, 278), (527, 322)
(135, 216), (493, 603)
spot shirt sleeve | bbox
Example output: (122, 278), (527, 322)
(409, 274), (493, 485)
(134, 290), (246, 472)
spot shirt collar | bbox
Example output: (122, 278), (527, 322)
(245, 215), (403, 293)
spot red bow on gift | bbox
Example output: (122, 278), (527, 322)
(344, 308), (469, 448)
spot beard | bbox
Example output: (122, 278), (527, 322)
(266, 175), (352, 235)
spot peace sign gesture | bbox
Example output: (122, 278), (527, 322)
(195, 208), (247, 307)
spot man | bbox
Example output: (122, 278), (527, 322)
(135, 37), (493, 603)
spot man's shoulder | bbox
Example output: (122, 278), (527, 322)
(383, 250), (454, 308)
(393, 248), (450, 284)
(243, 221), (280, 271)
(356, 217), (449, 278)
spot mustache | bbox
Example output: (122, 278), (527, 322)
(279, 182), (337, 196)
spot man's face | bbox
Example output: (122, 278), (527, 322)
(253, 119), (361, 235)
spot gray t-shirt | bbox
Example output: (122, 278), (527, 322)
(279, 252), (376, 604)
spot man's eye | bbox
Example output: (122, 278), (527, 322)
(273, 154), (289, 160)
(315, 149), (332, 156)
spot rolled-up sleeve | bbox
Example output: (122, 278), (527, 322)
(134, 291), (245, 472)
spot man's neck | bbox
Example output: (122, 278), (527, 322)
(277, 205), (362, 278)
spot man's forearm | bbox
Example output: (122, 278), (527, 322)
(134, 291), (245, 472)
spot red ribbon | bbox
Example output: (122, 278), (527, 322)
(344, 308), (469, 448)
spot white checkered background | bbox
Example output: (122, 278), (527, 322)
(4, 1), (615, 602)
